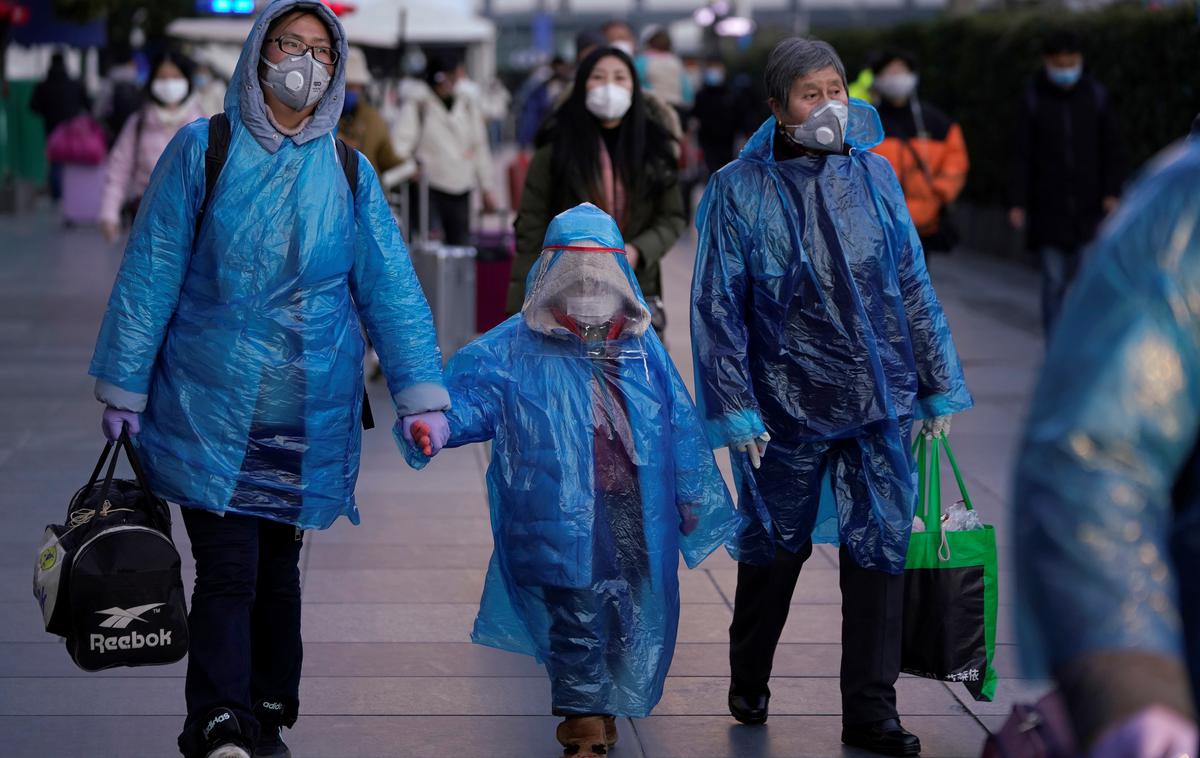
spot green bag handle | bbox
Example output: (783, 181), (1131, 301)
(913, 432), (976, 561)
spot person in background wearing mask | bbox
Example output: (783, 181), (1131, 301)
(393, 54), (497, 245)
(30, 51), (90, 202)
(598, 19), (684, 148)
(691, 55), (752, 175)
(691, 38), (971, 756)
(1008, 29), (1123, 339)
(89, 3), (449, 756)
(97, 48), (144, 145)
(516, 53), (574, 150)
(337, 46), (405, 179)
(508, 46), (684, 336)
(636, 25), (693, 124)
(191, 61), (227, 117)
(99, 51), (206, 244)
(871, 50), (969, 258)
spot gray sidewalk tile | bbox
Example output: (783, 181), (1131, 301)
(652, 676), (965, 717)
(633, 715), (988, 758)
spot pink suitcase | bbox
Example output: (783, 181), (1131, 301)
(61, 163), (106, 225)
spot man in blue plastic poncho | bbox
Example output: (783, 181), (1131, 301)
(1014, 135), (1200, 757)
(690, 38), (972, 756)
(402, 203), (742, 758)
(88, 3), (450, 757)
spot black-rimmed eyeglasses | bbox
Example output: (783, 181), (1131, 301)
(267, 35), (339, 65)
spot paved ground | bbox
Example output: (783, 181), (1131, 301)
(0, 205), (1049, 757)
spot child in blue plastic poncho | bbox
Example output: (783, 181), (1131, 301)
(401, 203), (741, 757)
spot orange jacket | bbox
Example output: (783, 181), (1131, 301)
(873, 100), (969, 237)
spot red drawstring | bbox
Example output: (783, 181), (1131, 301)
(543, 245), (627, 255)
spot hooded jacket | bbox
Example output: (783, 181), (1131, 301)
(690, 100), (971, 572)
(89, 0), (448, 529)
(403, 204), (741, 716)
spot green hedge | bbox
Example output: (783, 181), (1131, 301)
(733, 6), (1200, 205)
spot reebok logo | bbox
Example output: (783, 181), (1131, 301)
(96, 603), (164, 629)
(88, 628), (173, 654)
(204, 711), (231, 740)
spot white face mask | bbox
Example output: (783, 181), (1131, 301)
(586, 83), (633, 122)
(611, 40), (635, 58)
(151, 78), (189, 106)
(875, 72), (918, 102)
(566, 291), (622, 326)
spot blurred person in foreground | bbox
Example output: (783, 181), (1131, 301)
(393, 54), (497, 245)
(99, 51), (207, 244)
(1013, 128), (1200, 758)
(691, 37), (971, 756)
(508, 46), (684, 334)
(1008, 29), (1122, 338)
(89, 2), (449, 755)
(870, 49), (968, 258)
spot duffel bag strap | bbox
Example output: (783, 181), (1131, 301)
(117, 428), (157, 503)
(78, 440), (117, 505)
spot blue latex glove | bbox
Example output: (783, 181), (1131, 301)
(102, 407), (140, 442)
(401, 411), (450, 457)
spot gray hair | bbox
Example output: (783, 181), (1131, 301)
(764, 38), (847, 107)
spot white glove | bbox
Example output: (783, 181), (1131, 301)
(732, 432), (771, 470)
(1089, 705), (1198, 758)
(921, 415), (952, 439)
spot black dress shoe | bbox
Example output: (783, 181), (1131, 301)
(728, 690), (769, 725)
(841, 718), (921, 756)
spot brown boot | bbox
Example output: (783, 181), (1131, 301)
(555, 716), (608, 757)
(602, 716), (618, 748)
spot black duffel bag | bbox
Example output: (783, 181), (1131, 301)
(33, 431), (188, 671)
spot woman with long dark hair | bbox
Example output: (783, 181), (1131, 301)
(507, 46), (684, 332)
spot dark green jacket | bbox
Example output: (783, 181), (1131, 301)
(506, 143), (685, 314)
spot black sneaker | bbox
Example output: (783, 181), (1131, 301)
(254, 727), (292, 758)
(200, 708), (252, 758)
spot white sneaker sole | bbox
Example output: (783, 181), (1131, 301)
(206, 746), (251, 758)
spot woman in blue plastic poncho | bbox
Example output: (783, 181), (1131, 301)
(690, 38), (971, 755)
(403, 203), (741, 758)
(88, 3), (449, 757)
(1014, 137), (1200, 757)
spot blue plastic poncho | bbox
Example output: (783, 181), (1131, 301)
(1014, 139), (1200, 694)
(88, 0), (448, 530)
(403, 204), (741, 717)
(690, 100), (972, 574)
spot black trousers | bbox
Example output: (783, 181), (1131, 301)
(431, 188), (472, 246)
(729, 542), (905, 726)
(177, 509), (304, 757)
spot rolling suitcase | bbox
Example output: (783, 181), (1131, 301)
(473, 210), (515, 333)
(61, 163), (106, 225)
(408, 173), (476, 359)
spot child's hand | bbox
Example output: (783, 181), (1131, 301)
(401, 412), (450, 457)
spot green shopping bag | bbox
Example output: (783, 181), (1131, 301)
(901, 433), (999, 701)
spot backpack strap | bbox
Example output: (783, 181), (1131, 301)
(332, 135), (374, 431)
(196, 115), (375, 431)
(335, 136), (359, 199)
(195, 112), (232, 242)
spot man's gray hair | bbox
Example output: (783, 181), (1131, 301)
(765, 37), (847, 107)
